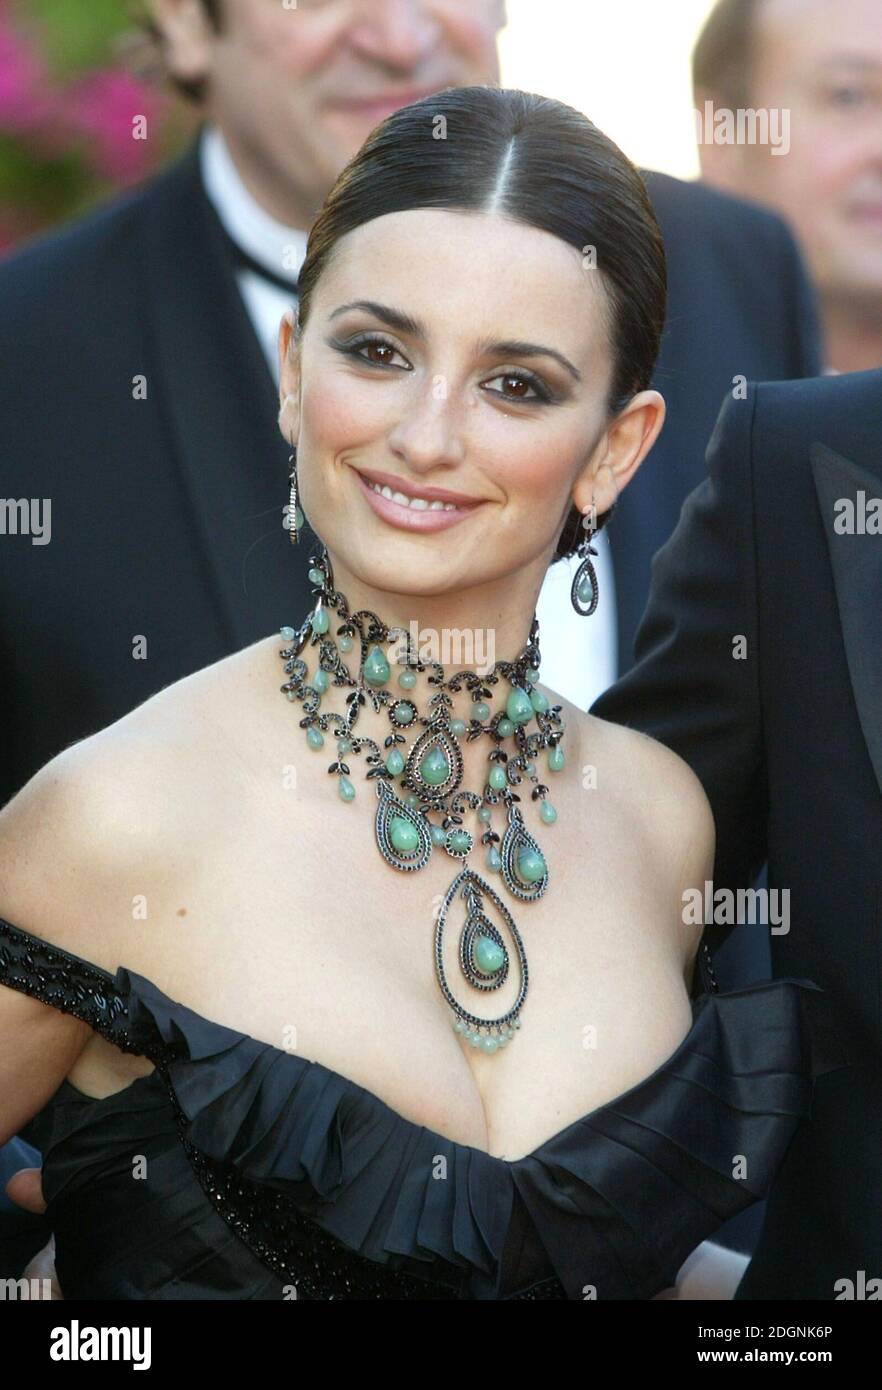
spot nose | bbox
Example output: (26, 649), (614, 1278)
(386, 378), (467, 474)
(347, 0), (439, 68)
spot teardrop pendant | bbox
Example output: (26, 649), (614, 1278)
(435, 867), (527, 1047)
(500, 804), (549, 900)
(570, 548), (599, 616)
(374, 778), (432, 871)
(404, 722), (463, 804)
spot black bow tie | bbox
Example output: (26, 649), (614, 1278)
(221, 226), (300, 295)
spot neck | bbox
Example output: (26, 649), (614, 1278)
(212, 121), (315, 232)
(200, 122), (309, 289)
(822, 293), (882, 373)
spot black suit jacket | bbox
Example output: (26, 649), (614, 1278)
(0, 139), (299, 814)
(593, 369), (882, 1297)
(615, 170), (821, 671)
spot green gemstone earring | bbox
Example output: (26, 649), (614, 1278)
(571, 492), (600, 616)
(287, 449), (304, 546)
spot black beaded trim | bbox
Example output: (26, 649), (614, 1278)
(0, 918), (176, 1067)
(700, 940), (720, 994)
(507, 1274), (568, 1299)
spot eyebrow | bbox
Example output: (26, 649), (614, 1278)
(327, 299), (582, 382)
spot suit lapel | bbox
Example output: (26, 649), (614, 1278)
(138, 137), (313, 648)
(811, 441), (882, 799)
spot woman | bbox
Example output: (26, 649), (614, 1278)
(0, 87), (845, 1300)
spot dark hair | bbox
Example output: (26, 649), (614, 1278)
(134, 0), (223, 104)
(693, 0), (759, 108)
(294, 86), (667, 562)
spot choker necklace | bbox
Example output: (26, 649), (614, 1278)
(278, 545), (566, 1055)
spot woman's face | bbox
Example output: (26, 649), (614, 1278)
(278, 207), (662, 601)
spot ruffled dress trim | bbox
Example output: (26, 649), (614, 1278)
(0, 918), (851, 1299)
(119, 968), (848, 1299)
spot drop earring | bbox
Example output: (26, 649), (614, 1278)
(287, 449), (304, 546)
(570, 493), (599, 617)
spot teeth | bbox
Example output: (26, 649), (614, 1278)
(370, 482), (457, 511)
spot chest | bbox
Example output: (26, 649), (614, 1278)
(74, 773), (693, 1162)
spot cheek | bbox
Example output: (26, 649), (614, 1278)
(227, 3), (334, 79)
(434, 1), (503, 62)
(819, 136), (881, 197)
(780, 134), (858, 208)
(482, 428), (582, 514)
(300, 371), (386, 452)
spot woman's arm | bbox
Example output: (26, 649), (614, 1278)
(0, 760), (98, 1142)
(0, 987), (90, 1145)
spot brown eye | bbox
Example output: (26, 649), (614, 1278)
(501, 375), (531, 398)
(332, 334), (410, 370)
(483, 371), (551, 404)
(364, 342), (396, 366)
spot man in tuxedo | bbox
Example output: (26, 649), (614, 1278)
(693, 0), (882, 375)
(0, 0), (818, 1274)
(592, 367), (882, 1297)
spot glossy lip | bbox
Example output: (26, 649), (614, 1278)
(353, 467), (485, 533)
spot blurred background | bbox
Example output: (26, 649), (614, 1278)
(0, 0), (190, 250)
(0, 0), (716, 253)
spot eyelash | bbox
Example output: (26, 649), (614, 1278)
(331, 332), (556, 404)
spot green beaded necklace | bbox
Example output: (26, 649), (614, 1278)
(278, 545), (567, 1054)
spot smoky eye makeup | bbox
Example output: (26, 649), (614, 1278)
(482, 370), (561, 405)
(326, 331), (411, 370)
(326, 331), (565, 406)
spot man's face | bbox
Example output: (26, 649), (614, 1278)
(159, 0), (506, 223)
(698, 0), (882, 308)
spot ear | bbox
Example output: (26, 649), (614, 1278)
(148, 0), (217, 85)
(573, 390), (666, 516)
(277, 308), (301, 444)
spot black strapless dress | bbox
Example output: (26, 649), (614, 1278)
(0, 916), (849, 1300)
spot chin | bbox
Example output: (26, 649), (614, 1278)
(348, 552), (465, 597)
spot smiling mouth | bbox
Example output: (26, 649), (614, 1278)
(352, 467), (485, 532)
(354, 466), (483, 508)
(364, 480), (459, 512)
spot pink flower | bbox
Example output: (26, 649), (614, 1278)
(69, 68), (162, 183)
(0, 7), (55, 132)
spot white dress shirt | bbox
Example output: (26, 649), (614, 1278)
(198, 123), (618, 708)
(200, 124), (305, 378)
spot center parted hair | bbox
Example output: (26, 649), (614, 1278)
(293, 86), (667, 562)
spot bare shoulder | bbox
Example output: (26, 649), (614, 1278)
(585, 712), (714, 879)
(0, 634), (279, 970)
(545, 692), (714, 968)
(542, 685), (712, 817)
